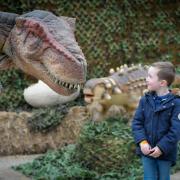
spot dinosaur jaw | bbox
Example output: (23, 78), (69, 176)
(83, 88), (94, 103)
(39, 64), (82, 96)
(17, 60), (82, 96)
(42, 77), (80, 96)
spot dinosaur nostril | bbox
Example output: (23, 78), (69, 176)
(77, 57), (83, 62)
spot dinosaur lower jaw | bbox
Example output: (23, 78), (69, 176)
(84, 95), (94, 103)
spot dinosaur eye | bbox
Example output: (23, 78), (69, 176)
(29, 36), (42, 51)
(26, 34), (43, 58)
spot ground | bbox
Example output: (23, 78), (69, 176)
(0, 154), (180, 180)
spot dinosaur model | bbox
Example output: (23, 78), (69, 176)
(0, 10), (87, 98)
(83, 64), (180, 121)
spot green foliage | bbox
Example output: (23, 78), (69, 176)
(27, 106), (67, 133)
(14, 116), (143, 180)
(74, 116), (139, 175)
(14, 116), (180, 179)
(27, 92), (85, 133)
(0, 69), (33, 111)
(13, 144), (98, 180)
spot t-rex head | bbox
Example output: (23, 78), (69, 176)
(0, 10), (87, 95)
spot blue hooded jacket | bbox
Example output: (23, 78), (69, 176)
(132, 91), (180, 165)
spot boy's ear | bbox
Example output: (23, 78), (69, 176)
(160, 80), (168, 87)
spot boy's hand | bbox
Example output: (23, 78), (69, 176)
(149, 146), (162, 158)
(140, 140), (151, 155)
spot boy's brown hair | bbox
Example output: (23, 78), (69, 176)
(151, 61), (175, 86)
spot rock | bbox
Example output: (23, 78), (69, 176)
(0, 106), (88, 155)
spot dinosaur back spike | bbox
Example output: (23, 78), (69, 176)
(110, 64), (148, 92)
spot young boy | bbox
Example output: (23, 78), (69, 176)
(132, 61), (180, 180)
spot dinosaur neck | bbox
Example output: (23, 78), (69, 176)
(0, 12), (19, 51)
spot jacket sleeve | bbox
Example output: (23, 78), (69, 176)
(131, 97), (147, 145)
(157, 100), (180, 155)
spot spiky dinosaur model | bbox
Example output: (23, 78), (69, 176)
(0, 10), (87, 98)
(83, 64), (180, 121)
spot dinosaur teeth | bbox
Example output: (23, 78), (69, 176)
(81, 84), (84, 89)
(69, 84), (73, 89)
(64, 83), (68, 87)
(58, 80), (62, 85)
(43, 65), (82, 90)
(74, 84), (78, 89)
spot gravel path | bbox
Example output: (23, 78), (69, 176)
(0, 154), (41, 180)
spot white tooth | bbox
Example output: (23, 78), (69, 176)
(80, 84), (84, 89)
(69, 84), (73, 89)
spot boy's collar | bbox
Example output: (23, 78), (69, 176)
(144, 88), (180, 97)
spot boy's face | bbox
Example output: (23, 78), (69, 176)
(146, 66), (165, 91)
